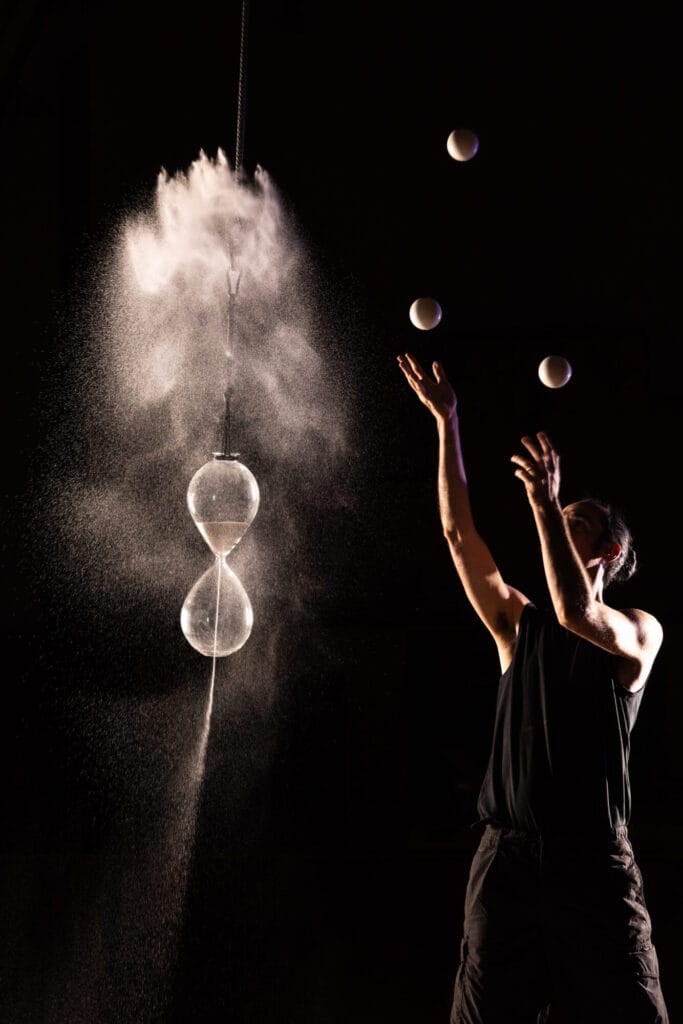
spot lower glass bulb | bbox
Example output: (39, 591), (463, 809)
(180, 556), (254, 657)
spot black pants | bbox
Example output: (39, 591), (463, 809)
(451, 825), (669, 1024)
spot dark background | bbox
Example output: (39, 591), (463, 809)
(2, 2), (682, 1022)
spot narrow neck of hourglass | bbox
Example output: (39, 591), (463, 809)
(195, 519), (250, 556)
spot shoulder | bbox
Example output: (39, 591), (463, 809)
(620, 607), (664, 649)
(613, 607), (664, 693)
(496, 596), (535, 673)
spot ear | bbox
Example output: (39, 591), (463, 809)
(602, 542), (621, 563)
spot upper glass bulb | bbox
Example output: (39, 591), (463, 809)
(187, 455), (260, 556)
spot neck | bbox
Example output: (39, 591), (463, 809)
(588, 563), (605, 602)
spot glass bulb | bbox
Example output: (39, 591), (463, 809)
(180, 556), (254, 657)
(186, 456), (259, 556)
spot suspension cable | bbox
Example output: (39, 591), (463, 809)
(234, 0), (250, 175)
(217, 0), (250, 458)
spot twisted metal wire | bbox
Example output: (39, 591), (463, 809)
(234, 0), (250, 174)
(218, 0), (250, 456)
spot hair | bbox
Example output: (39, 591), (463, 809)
(580, 497), (637, 589)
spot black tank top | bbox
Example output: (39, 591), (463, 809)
(476, 603), (646, 833)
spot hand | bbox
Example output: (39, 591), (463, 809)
(510, 432), (561, 506)
(397, 352), (457, 422)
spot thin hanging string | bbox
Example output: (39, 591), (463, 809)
(221, 264), (240, 457)
(221, 373), (232, 455)
(234, 0), (250, 176)
(218, 0), (249, 457)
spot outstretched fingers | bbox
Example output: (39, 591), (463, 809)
(397, 353), (429, 399)
(510, 452), (536, 479)
(398, 352), (459, 422)
(520, 432), (559, 472)
(398, 351), (432, 384)
(400, 352), (429, 380)
(537, 431), (554, 453)
(512, 430), (562, 503)
(520, 434), (543, 462)
(537, 431), (560, 469)
(396, 354), (415, 378)
(433, 360), (455, 389)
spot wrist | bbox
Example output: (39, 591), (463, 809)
(533, 496), (563, 518)
(436, 407), (458, 430)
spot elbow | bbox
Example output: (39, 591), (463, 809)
(555, 600), (591, 633)
(443, 523), (466, 548)
(555, 608), (573, 631)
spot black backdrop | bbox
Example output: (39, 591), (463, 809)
(2, 3), (682, 1022)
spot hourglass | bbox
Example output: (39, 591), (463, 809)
(180, 454), (260, 657)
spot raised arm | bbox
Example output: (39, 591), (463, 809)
(398, 353), (529, 669)
(510, 431), (663, 692)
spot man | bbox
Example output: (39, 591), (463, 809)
(397, 352), (669, 1024)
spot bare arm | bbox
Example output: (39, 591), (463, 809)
(398, 353), (529, 668)
(511, 432), (663, 692)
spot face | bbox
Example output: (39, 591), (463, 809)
(562, 501), (610, 566)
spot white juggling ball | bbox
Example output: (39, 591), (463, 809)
(447, 128), (479, 162)
(538, 355), (572, 389)
(409, 297), (443, 331)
